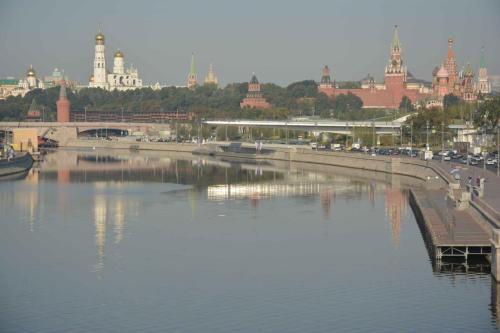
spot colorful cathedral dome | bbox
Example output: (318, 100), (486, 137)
(437, 65), (449, 78)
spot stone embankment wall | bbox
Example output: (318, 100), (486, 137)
(66, 139), (198, 153)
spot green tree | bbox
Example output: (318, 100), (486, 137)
(443, 93), (460, 109)
(399, 95), (414, 113)
(334, 93), (363, 119)
(474, 96), (500, 129)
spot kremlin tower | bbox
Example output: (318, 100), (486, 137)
(204, 63), (218, 86)
(384, 25), (407, 103)
(187, 53), (198, 90)
(319, 65), (334, 95)
(240, 74), (271, 109)
(56, 79), (70, 122)
(477, 47), (491, 95)
(90, 30), (108, 89)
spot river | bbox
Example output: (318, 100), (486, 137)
(0, 149), (497, 332)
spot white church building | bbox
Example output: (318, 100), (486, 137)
(89, 30), (143, 91)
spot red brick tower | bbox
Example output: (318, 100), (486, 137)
(318, 65), (334, 96)
(240, 74), (271, 109)
(384, 25), (406, 105)
(56, 79), (70, 122)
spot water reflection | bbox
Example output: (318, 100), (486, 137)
(0, 149), (497, 331)
(94, 193), (107, 275)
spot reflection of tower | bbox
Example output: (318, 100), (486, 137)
(369, 181), (376, 207)
(384, 187), (406, 246)
(113, 197), (124, 244)
(94, 195), (107, 274)
(320, 187), (333, 217)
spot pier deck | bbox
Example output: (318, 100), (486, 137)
(410, 189), (491, 259)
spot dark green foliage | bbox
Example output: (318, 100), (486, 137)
(443, 93), (460, 109)
(399, 95), (414, 113)
(474, 96), (500, 129)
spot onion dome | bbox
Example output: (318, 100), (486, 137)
(432, 66), (440, 77)
(463, 63), (474, 77)
(114, 50), (124, 58)
(250, 73), (259, 84)
(26, 65), (36, 77)
(436, 65), (449, 78)
(95, 31), (105, 44)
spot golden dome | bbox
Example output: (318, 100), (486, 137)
(114, 50), (124, 58)
(26, 65), (36, 77)
(95, 32), (105, 43)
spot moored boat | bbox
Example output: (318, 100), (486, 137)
(0, 152), (34, 178)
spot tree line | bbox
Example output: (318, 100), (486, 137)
(0, 80), (394, 122)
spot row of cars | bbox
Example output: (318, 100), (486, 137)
(436, 150), (498, 167)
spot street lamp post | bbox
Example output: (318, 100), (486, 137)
(410, 121), (413, 157)
(372, 120), (375, 148)
(441, 121), (444, 162)
(426, 120), (430, 151)
(497, 124), (499, 177)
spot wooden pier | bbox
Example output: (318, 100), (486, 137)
(410, 188), (491, 260)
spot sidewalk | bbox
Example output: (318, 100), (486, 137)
(431, 160), (500, 224)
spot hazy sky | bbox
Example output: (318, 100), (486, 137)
(0, 0), (499, 87)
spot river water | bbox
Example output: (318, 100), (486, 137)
(0, 149), (497, 332)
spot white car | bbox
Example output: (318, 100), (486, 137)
(486, 158), (497, 165)
(443, 156), (451, 161)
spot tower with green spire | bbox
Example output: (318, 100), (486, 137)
(477, 47), (491, 94)
(187, 53), (197, 90)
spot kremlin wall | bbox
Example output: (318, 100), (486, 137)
(0, 25), (494, 120)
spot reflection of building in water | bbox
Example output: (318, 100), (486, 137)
(368, 181), (376, 206)
(208, 182), (352, 201)
(113, 197), (125, 244)
(384, 187), (407, 245)
(0, 175), (40, 231)
(94, 194), (107, 275)
(320, 187), (334, 217)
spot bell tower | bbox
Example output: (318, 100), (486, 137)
(90, 29), (108, 89)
